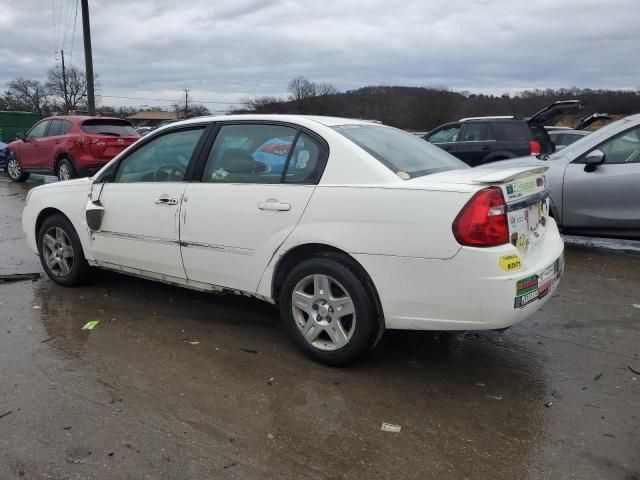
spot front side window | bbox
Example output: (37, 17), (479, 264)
(28, 121), (50, 139)
(598, 125), (640, 164)
(114, 127), (204, 183)
(333, 124), (468, 179)
(202, 124), (319, 184)
(428, 126), (460, 143)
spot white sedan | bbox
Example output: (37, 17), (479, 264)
(22, 115), (564, 365)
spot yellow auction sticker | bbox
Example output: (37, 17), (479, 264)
(499, 254), (522, 272)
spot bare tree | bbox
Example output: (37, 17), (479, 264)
(288, 76), (317, 113)
(315, 82), (338, 115)
(46, 66), (88, 113)
(188, 103), (211, 117)
(4, 78), (50, 115)
(241, 95), (284, 112)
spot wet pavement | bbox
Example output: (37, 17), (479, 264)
(1, 176), (638, 480)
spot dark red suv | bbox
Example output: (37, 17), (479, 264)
(6, 116), (140, 182)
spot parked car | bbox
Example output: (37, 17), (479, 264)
(0, 142), (7, 172)
(480, 113), (640, 238)
(546, 113), (612, 150)
(6, 116), (140, 182)
(135, 126), (155, 136)
(22, 115), (564, 365)
(424, 100), (583, 166)
(547, 129), (590, 150)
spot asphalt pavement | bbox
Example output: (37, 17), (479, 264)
(0, 175), (638, 479)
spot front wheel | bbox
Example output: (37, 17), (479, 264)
(7, 156), (30, 182)
(37, 214), (91, 286)
(279, 256), (381, 366)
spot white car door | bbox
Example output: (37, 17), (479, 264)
(90, 126), (207, 278)
(180, 123), (327, 292)
(563, 124), (640, 229)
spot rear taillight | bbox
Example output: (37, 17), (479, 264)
(75, 136), (104, 145)
(529, 140), (541, 155)
(452, 187), (509, 247)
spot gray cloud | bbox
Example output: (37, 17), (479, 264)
(1, 0), (639, 109)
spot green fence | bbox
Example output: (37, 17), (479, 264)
(0, 111), (41, 142)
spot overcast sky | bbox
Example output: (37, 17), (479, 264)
(1, 0), (639, 111)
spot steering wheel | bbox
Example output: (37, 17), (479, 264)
(154, 163), (186, 182)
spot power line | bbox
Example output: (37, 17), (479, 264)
(101, 94), (242, 105)
(69, 0), (79, 66)
(62, 0), (74, 51)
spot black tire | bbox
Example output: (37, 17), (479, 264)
(6, 156), (30, 182)
(37, 214), (91, 286)
(279, 254), (381, 366)
(57, 157), (76, 181)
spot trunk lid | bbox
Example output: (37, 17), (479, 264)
(88, 135), (139, 160)
(527, 100), (584, 126)
(574, 113), (612, 130)
(413, 166), (551, 257)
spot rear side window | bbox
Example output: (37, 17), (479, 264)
(60, 120), (72, 135)
(333, 124), (468, 179)
(492, 122), (529, 141)
(202, 124), (325, 184)
(460, 123), (495, 141)
(283, 132), (324, 184)
(81, 119), (137, 137)
(47, 119), (64, 136)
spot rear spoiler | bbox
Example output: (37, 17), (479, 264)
(471, 166), (548, 184)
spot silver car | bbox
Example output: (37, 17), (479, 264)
(480, 113), (640, 238)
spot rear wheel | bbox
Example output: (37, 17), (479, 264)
(7, 156), (30, 182)
(57, 158), (76, 181)
(37, 214), (91, 286)
(279, 255), (381, 366)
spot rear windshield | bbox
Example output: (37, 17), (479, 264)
(81, 119), (138, 137)
(333, 124), (468, 179)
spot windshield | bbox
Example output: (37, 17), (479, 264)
(81, 119), (138, 137)
(549, 116), (636, 160)
(333, 124), (468, 179)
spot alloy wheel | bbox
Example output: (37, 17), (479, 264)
(42, 226), (75, 277)
(291, 274), (356, 351)
(59, 163), (71, 181)
(7, 158), (21, 179)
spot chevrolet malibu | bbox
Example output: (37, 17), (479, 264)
(22, 115), (564, 365)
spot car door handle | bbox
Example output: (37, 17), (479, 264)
(482, 146), (492, 151)
(258, 200), (291, 211)
(155, 196), (178, 205)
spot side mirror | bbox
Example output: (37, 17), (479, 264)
(15, 132), (25, 141)
(584, 149), (605, 172)
(85, 199), (105, 231)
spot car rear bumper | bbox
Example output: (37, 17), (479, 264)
(354, 220), (564, 331)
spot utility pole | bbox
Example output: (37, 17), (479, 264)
(81, 0), (96, 115)
(183, 88), (190, 119)
(61, 49), (69, 113)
